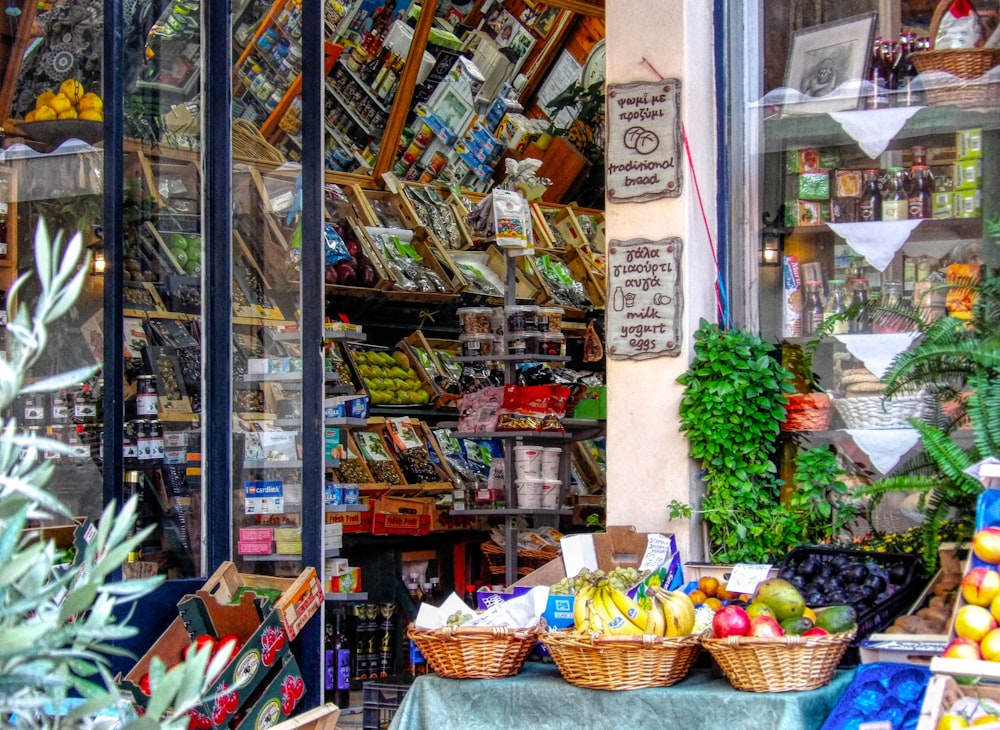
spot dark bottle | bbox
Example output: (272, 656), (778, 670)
(328, 606), (352, 709)
(882, 167), (909, 222)
(802, 280), (825, 336)
(378, 602), (396, 678)
(849, 278), (871, 334)
(866, 38), (891, 109)
(907, 165), (934, 220)
(859, 169), (882, 222)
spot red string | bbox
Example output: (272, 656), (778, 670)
(640, 57), (728, 325)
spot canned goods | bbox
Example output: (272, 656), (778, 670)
(401, 140), (425, 168)
(427, 151), (448, 175)
(413, 122), (434, 147)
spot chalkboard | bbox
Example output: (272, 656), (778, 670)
(607, 238), (683, 360)
(606, 80), (683, 203)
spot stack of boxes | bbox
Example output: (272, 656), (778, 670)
(327, 557), (362, 594)
(953, 129), (982, 220)
(238, 526), (274, 556)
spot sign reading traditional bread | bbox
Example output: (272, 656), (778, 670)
(606, 80), (683, 203)
(607, 237), (683, 360)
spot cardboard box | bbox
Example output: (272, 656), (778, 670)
(956, 129), (983, 160)
(372, 495), (433, 536)
(954, 160), (983, 190)
(478, 527), (683, 628)
(325, 497), (376, 533)
(122, 590), (292, 726)
(201, 562), (323, 642)
(323, 395), (370, 421)
(329, 566), (362, 593)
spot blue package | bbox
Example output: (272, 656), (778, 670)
(820, 662), (931, 730)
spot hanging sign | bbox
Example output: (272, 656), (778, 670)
(606, 80), (683, 203)
(244, 479), (285, 514)
(607, 237), (683, 360)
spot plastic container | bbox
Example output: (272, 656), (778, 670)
(504, 305), (538, 334)
(522, 332), (540, 356)
(506, 333), (528, 356)
(540, 479), (562, 509)
(515, 477), (545, 509)
(459, 333), (495, 358)
(536, 306), (563, 333)
(457, 307), (493, 335)
(537, 333), (565, 357)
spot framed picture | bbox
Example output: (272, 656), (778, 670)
(781, 12), (877, 116)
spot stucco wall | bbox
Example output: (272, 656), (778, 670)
(604, 0), (719, 562)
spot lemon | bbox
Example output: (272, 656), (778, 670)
(78, 93), (103, 111)
(46, 94), (72, 114)
(35, 90), (56, 109)
(23, 110), (37, 122)
(79, 109), (103, 121)
(33, 105), (57, 121)
(59, 79), (85, 106)
(57, 109), (78, 120)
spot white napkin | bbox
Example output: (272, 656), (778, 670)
(833, 333), (920, 379)
(846, 428), (921, 475)
(829, 107), (924, 158)
(827, 220), (923, 271)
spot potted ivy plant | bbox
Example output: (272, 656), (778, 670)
(671, 319), (856, 563)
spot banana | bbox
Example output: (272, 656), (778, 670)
(607, 584), (648, 631)
(653, 587), (696, 636)
(645, 593), (667, 636)
(585, 597), (607, 634)
(596, 583), (644, 635)
(573, 581), (595, 633)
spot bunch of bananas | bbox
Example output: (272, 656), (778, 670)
(571, 579), (697, 637)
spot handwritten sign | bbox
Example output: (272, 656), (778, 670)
(725, 564), (774, 595)
(607, 238), (682, 360)
(606, 80), (682, 203)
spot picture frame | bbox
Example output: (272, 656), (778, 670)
(781, 12), (877, 117)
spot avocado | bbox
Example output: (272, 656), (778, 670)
(814, 604), (857, 634)
(780, 616), (814, 635)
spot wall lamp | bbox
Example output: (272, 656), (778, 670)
(760, 206), (786, 268)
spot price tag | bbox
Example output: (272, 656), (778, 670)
(724, 563), (773, 595)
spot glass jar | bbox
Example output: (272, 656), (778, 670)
(907, 165), (935, 220)
(849, 278), (870, 334)
(874, 280), (905, 333)
(136, 375), (158, 417)
(859, 169), (882, 222)
(824, 279), (849, 335)
(882, 167), (909, 221)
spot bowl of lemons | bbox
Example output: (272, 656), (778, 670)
(16, 79), (104, 146)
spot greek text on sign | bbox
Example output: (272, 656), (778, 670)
(607, 237), (683, 360)
(606, 80), (683, 202)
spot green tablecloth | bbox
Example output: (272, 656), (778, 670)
(387, 661), (855, 730)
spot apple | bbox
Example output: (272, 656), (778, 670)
(748, 615), (785, 638)
(963, 568), (1000, 607)
(980, 628), (1000, 662)
(712, 605), (751, 638)
(802, 627), (830, 637)
(955, 604), (998, 643)
(974, 527), (1000, 566)
(943, 636), (983, 661)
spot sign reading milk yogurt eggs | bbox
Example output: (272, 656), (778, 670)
(607, 237), (683, 360)
(606, 80), (683, 203)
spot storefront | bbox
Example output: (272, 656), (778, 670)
(0, 0), (996, 724)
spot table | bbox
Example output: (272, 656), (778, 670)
(387, 661), (856, 730)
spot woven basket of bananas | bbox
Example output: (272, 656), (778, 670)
(538, 579), (705, 690)
(701, 628), (856, 693)
(406, 623), (543, 679)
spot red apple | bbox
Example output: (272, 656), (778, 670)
(963, 567), (1000, 607)
(802, 627), (830, 637)
(981, 628), (1000, 662)
(974, 527), (1000, 566)
(955, 604), (998, 643)
(943, 636), (983, 661)
(712, 605), (751, 638)
(748, 615), (785, 638)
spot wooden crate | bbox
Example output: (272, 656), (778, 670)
(351, 425), (411, 491)
(135, 152), (201, 214)
(364, 226), (463, 303)
(271, 703), (341, 730)
(918, 674), (1000, 730)
(562, 244), (607, 310)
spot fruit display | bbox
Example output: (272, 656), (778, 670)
(941, 526), (1000, 664)
(164, 231), (202, 278)
(343, 344), (434, 406)
(570, 575), (699, 638)
(550, 566), (648, 596)
(24, 79), (104, 122)
(935, 696), (1000, 729)
(884, 547), (963, 635)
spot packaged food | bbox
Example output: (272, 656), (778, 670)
(460, 333), (495, 358)
(798, 171), (831, 201)
(504, 305), (538, 333)
(956, 129), (982, 160)
(934, 0), (986, 49)
(953, 160), (983, 190)
(457, 307), (494, 334)
(537, 333), (565, 357)
(834, 169), (862, 197)
(535, 307), (563, 334)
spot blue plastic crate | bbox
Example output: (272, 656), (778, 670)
(820, 662), (932, 730)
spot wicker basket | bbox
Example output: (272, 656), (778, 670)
(834, 392), (935, 429)
(406, 624), (542, 679)
(702, 629), (855, 693)
(781, 393), (833, 432)
(232, 118), (287, 164)
(539, 630), (703, 690)
(481, 540), (558, 578)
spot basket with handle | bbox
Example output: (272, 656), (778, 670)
(909, 0), (1000, 110)
(406, 623), (543, 679)
(538, 630), (703, 690)
(702, 628), (856, 693)
(834, 391), (937, 429)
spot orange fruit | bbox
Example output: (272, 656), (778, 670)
(33, 105), (57, 121)
(79, 109), (103, 121)
(698, 576), (720, 598)
(78, 92), (103, 111)
(688, 589), (707, 606)
(59, 79), (84, 105)
(705, 597), (723, 611)
(23, 110), (36, 122)
(46, 94), (72, 114)
(57, 109), (78, 120)
(35, 90), (55, 109)
(716, 583), (740, 601)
